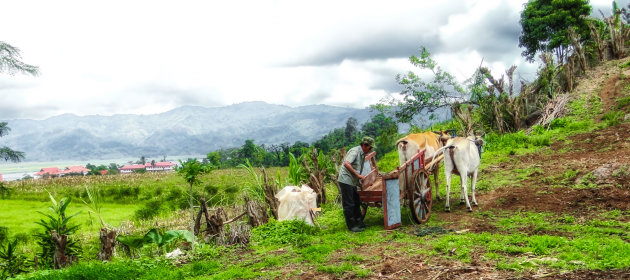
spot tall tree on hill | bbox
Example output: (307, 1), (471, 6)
(1, 41), (39, 162)
(386, 46), (468, 126)
(518, 0), (591, 63)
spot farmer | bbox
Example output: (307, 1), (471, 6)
(337, 136), (375, 232)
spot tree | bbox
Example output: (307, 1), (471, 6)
(0, 122), (24, 162)
(361, 109), (399, 156)
(176, 158), (212, 251)
(518, 0), (591, 62)
(388, 46), (467, 125)
(344, 117), (359, 144)
(1, 42), (38, 163)
(136, 156), (146, 165)
(206, 151), (221, 168)
(0, 41), (39, 76)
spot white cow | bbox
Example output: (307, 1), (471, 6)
(432, 135), (484, 212)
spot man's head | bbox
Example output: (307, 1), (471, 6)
(360, 136), (375, 153)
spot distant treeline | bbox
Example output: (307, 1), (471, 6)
(206, 112), (399, 168)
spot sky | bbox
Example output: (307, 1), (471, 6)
(0, 0), (623, 120)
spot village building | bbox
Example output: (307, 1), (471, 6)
(62, 166), (90, 176)
(145, 161), (175, 172)
(118, 164), (146, 174)
(34, 167), (63, 178)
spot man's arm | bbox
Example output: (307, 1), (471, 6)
(343, 161), (364, 181)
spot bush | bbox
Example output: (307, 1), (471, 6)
(251, 219), (319, 247)
(134, 200), (163, 220)
(602, 111), (625, 127)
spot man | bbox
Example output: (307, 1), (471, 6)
(337, 136), (375, 232)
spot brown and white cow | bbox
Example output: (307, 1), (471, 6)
(396, 131), (450, 199)
(432, 135), (484, 212)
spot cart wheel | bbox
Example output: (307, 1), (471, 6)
(409, 169), (432, 224)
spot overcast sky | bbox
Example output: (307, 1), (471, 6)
(0, 0), (622, 120)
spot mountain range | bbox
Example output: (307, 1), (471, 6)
(1, 102), (374, 161)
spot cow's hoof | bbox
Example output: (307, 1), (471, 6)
(472, 202), (478, 206)
(445, 208), (451, 212)
(467, 208), (473, 212)
(459, 201), (465, 205)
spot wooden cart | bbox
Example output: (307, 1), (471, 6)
(358, 149), (442, 229)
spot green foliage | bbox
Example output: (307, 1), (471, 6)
(616, 95), (630, 109)
(239, 159), (265, 202)
(483, 131), (551, 152)
(0, 122), (25, 163)
(0, 183), (10, 199)
(133, 200), (163, 221)
(518, 0), (591, 62)
(389, 46), (465, 123)
(142, 229), (191, 251)
(34, 194), (81, 268)
(0, 239), (30, 280)
(251, 219), (318, 248)
(115, 235), (144, 258)
(288, 153), (305, 185)
(601, 110), (625, 126)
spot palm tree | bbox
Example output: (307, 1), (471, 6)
(1, 41), (39, 162)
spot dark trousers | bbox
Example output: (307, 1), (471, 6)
(339, 182), (362, 229)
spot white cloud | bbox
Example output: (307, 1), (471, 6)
(1, 0), (544, 120)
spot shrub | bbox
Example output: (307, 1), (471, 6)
(134, 200), (163, 220)
(602, 110), (625, 127)
(251, 219), (318, 247)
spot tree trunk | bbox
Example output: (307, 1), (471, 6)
(243, 196), (268, 227)
(302, 148), (327, 205)
(189, 182), (195, 251)
(97, 228), (116, 261)
(588, 21), (606, 62)
(261, 167), (279, 219)
(51, 230), (71, 269)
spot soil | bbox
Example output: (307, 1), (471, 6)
(286, 61), (630, 279)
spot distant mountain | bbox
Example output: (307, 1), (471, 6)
(1, 102), (375, 161)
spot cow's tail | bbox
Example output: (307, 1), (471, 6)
(432, 145), (453, 163)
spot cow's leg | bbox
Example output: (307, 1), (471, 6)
(461, 170), (472, 212)
(433, 167), (441, 200)
(444, 171), (452, 212)
(459, 175), (465, 205)
(471, 171), (478, 206)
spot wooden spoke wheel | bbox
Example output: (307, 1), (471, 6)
(409, 169), (432, 224)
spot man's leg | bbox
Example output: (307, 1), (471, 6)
(339, 182), (357, 230)
(352, 186), (366, 228)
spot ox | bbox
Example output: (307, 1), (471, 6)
(396, 131), (450, 199)
(432, 135), (484, 212)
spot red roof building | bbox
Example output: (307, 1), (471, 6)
(145, 161), (175, 172)
(62, 166), (90, 175)
(119, 164), (146, 174)
(34, 167), (62, 178)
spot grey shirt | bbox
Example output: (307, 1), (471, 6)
(337, 145), (365, 186)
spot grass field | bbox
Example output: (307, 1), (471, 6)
(0, 199), (139, 237)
